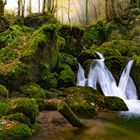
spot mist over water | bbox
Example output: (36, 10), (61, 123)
(77, 52), (140, 116)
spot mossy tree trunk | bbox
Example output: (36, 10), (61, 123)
(58, 102), (84, 128)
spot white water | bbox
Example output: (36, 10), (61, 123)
(77, 52), (140, 116)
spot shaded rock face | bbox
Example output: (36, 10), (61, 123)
(24, 13), (58, 28)
(0, 24), (62, 90)
(58, 25), (84, 57)
(104, 96), (128, 111)
(0, 17), (9, 33)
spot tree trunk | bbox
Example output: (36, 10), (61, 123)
(48, 0), (52, 12)
(68, 0), (71, 24)
(58, 102), (84, 128)
(38, 0), (40, 13)
(28, 0), (32, 15)
(105, 0), (121, 21)
(0, 0), (6, 16)
(85, 0), (89, 24)
(21, 0), (25, 17)
(42, 0), (46, 13)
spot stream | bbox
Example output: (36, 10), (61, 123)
(31, 111), (140, 140)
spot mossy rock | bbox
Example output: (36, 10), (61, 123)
(58, 25), (84, 56)
(0, 16), (9, 33)
(0, 102), (11, 117)
(57, 65), (76, 88)
(41, 72), (58, 89)
(5, 113), (31, 127)
(0, 120), (31, 140)
(82, 20), (106, 48)
(56, 53), (78, 72)
(45, 98), (62, 110)
(35, 98), (45, 111)
(104, 96), (128, 111)
(105, 56), (128, 81)
(90, 40), (140, 57)
(65, 86), (104, 118)
(9, 98), (39, 124)
(0, 84), (9, 98)
(19, 83), (45, 99)
(0, 24), (62, 90)
(24, 13), (58, 28)
(129, 25), (140, 40)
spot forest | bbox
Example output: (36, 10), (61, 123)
(1, 0), (140, 140)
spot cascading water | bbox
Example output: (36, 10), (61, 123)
(77, 52), (140, 116)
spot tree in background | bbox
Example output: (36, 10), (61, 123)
(27, 0), (32, 15)
(0, 0), (7, 16)
(42, 0), (46, 13)
(85, 0), (89, 24)
(105, 0), (122, 21)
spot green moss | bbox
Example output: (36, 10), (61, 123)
(42, 72), (58, 89)
(0, 120), (31, 140)
(56, 53), (77, 72)
(35, 98), (45, 111)
(0, 102), (11, 117)
(0, 84), (9, 98)
(91, 40), (140, 57)
(104, 96), (128, 111)
(129, 26), (140, 40)
(0, 24), (61, 90)
(24, 13), (58, 28)
(82, 20), (106, 47)
(57, 65), (76, 88)
(58, 102), (84, 128)
(5, 113), (31, 127)
(58, 24), (84, 56)
(0, 16), (9, 33)
(65, 86), (102, 118)
(9, 98), (39, 124)
(19, 83), (45, 99)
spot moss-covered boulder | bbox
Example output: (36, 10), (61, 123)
(41, 72), (58, 89)
(58, 25), (84, 56)
(105, 56), (128, 81)
(19, 83), (45, 99)
(24, 13), (58, 28)
(90, 40), (140, 57)
(0, 102), (11, 117)
(0, 24), (62, 90)
(0, 120), (31, 140)
(56, 52), (78, 72)
(129, 25), (140, 40)
(0, 16), (9, 33)
(82, 20), (106, 48)
(57, 64), (76, 88)
(9, 98), (39, 124)
(45, 98), (62, 110)
(0, 84), (9, 98)
(5, 113), (31, 127)
(104, 96), (128, 111)
(65, 86), (104, 118)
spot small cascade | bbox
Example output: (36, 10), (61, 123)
(77, 52), (140, 116)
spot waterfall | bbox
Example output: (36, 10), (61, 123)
(77, 52), (140, 116)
